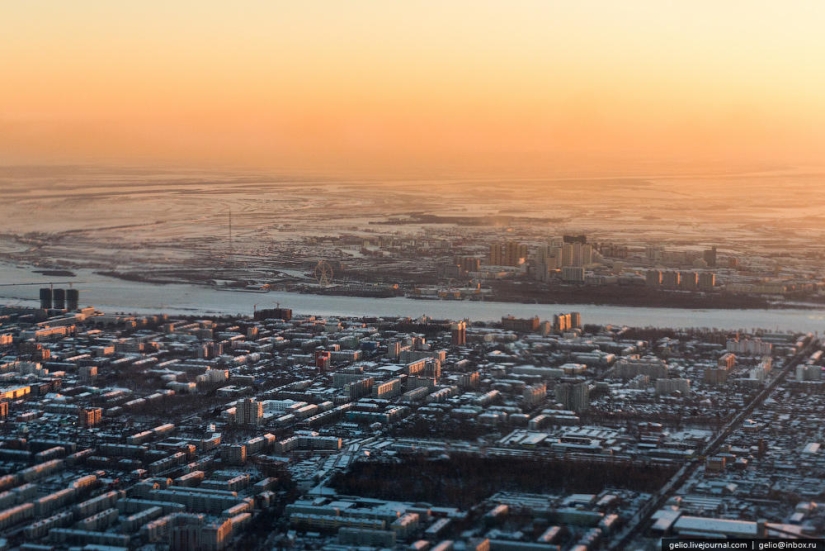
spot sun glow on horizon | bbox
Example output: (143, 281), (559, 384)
(2, 1), (825, 176)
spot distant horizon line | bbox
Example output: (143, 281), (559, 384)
(0, 159), (821, 182)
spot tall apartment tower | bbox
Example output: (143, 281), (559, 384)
(646, 270), (662, 287)
(679, 271), (698, 291)
(570, 243), (593, 267)
(451, 321), (467, 346)
(535, 245), (561, 281)
(490, 242), (527, 266)
(236, 398), (263, 426)
(555, 382), (589, 412)
(557, 242), (593, 268)
(504, 241), (528, 266)
(661, 271), (681, 289)
(79, 407), (103, 428)
(561, 243), (574, 267)
(553, 313), (572, 332)
(569, 312), (582, 329)
(455, 256), (481, 274)
(489, 244), (503, 266)
(698, 272), (716, 291)
(523, 383), (547, 409)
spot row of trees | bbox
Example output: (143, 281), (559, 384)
(331, 454), (677, 508)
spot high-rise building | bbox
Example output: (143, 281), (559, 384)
(535, 245), (561, 282)
(459, 371), (480, 390)
(646, 270), (662, 287)
(523, 383), (546, 409)
(386, 341), (401, 359)
(455, 256), (481, 274)
(706, 353), (736, 385)
(599, 242), (629, 258)
(504, 241), (527, 266)
(698, 272), (716, 291)
(221, 444), (247, 465)
(555, 242), (594, 268)
(52, 288), (66, 309)
(489, 244), (503, 266)
(570, 243), (593, 267)
(569, 312), (582, 329)
(553, 313), (572, 332)
(79, 407), (102, 428)
(66, 288), (80, 311)
(561, 243), (574, 267)
(490, 241), (527, 266)
(451, 321), (467, 346)
(555, 382), (589, 412)
(315, 351), (331, 372)
(679, 271), (698, 291)
(235, 398), (263, 426)
(661, 271), (680, 289)
(39, 288), (52, 310)
(79, 365), (98, 384)
(501, 316), (540, 333)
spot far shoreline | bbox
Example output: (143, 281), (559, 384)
(92, 268), (815, 312)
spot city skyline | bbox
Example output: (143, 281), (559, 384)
(3, 1), (825, 176)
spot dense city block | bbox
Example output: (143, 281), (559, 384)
(0, 302), (821, 550)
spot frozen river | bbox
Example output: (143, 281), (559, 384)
(1, 262), (823, 333)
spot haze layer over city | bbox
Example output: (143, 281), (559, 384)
(2, 3), (825, 551)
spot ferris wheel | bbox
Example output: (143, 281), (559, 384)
(314, 260), (334, 286)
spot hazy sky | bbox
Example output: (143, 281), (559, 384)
(2, 1), (824, 175)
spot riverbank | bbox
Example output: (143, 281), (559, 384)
(489, 280), (775, 310)
(94, 268), (795, 311)
(2, 261), (824, 332)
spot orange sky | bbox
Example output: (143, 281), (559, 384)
(2, 1), (824, 176)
